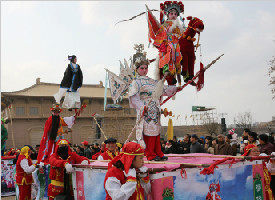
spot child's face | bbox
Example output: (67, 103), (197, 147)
(168, 9), (178, 20)
(132, 155), (144, 169)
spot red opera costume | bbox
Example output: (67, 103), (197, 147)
(15, 146), (36, 200)
(104, 142), (151, 200)
(37, 105), (75, 164)
(48, 139), (89, 200)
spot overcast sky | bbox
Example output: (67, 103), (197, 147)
(1, 1), (275, 126)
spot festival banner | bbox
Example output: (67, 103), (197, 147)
(148, 162), (261, 200)
(72, 168), (106, 200)
(1, 159), (16, 197)
(33, 164), (51, 200)
(71, 161), (268, 200)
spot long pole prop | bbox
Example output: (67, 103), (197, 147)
(124, 98), (153, 144)
(8, 106), (15, 149)
(91, 112), (108, 140)
(161, 54), (224, 106)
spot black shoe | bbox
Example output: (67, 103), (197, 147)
(181, 71), (187, 77)
(160, 156), (168, 161)
(153, 156), (161, 161)
(172, 78), (177, 85)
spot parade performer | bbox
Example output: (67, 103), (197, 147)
(152, 1), (185, 85)
(1, 118), (8, 156)
(15, 146), (36, 200)
(48, 139), (89, 200)
(128, 46), (178, 161)
(179, 16), (204, 83)
(241, 144), (260, 156)
(36, 104), (75, 165)
(98, 138), (120, 160)
(54, 55), (83, 110)
(7, 148), (16, 156)
(104, 142), (151, 200)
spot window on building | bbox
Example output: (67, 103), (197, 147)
(96, 120), (101, 139)
(16, 107), (25, 115)
(30, 107), (39, 115)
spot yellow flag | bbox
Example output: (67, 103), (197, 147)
(167, 118), (173, 141)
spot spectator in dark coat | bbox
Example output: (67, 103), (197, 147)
(190, 134), (205, 153)
(215, 134), (233, 155)
(81, 140), (92, 159)
(269, 132), (275, 145)
(258, 134), (275, 155)
(75, 145), (84, 156)
(178, 135), (190, 154)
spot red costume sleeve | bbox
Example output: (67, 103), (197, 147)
(71, 152), (90, 164)
(49, 153), (67, 168)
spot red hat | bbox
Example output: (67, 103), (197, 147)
(81, 141), (89, 146)
(242, 144), (257, 156)
(108, 142), (144, 174)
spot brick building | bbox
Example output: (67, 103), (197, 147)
(1, 78), (137, 149)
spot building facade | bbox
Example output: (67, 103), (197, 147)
(1, 78), (137, 149)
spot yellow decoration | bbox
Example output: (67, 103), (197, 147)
(187, 36), (191, 40)
(58, 139), (68, 145)
(167, 118), (173, 141)
(191, 38), (196, 42)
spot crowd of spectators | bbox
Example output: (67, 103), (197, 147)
(2, 129), (275, 161)
(159, 130), (275, 156)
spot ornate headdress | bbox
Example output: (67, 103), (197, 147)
(132, 44), (150, 69)
(50, 104), (63, 113)
(160, 1), (184, 16)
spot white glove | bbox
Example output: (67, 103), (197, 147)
(271, 152), (275, 160)
(124, 168), (136, 178)
(81, 160), (89, 165)
(65, 163), (74, 174)
(39, 162), (44, 168)
(138, 166), (148, 178)
(139, 166), (148, 173)
(259, 153), (268, 156)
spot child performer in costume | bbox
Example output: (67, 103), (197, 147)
(104, 142), (150, 200)
(154, 1), (185, 85)
(15, 146), (36, 200)
(36, 104), (75, 165)
(128, 46), (178, 161)
(54, 55), (83, 110)
(48, 139), (89, 200)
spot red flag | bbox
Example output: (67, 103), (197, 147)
(196, 62), (204, 91)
